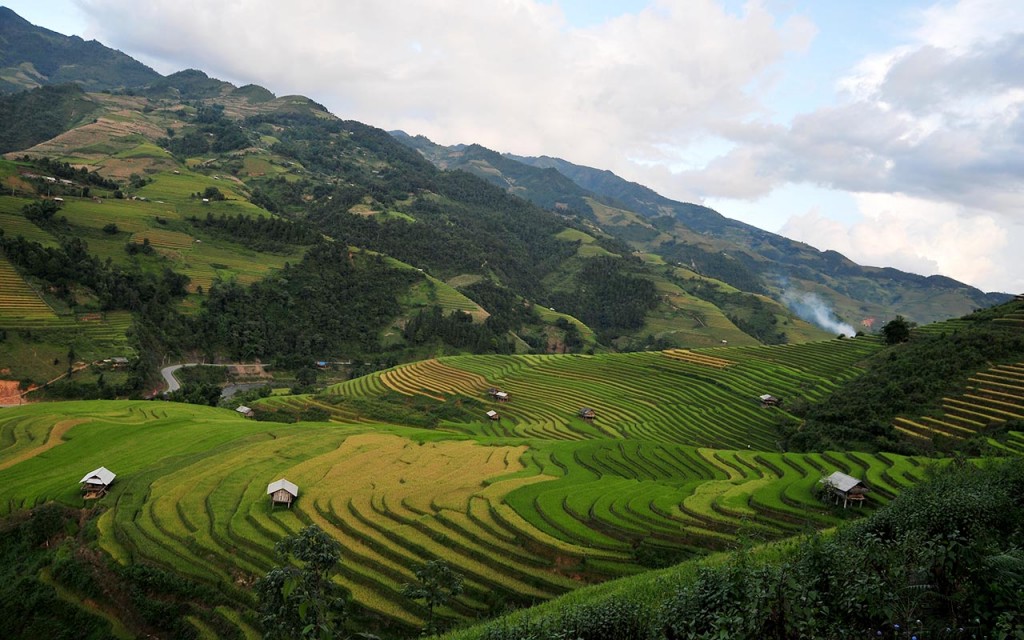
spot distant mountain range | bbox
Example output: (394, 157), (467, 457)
(392, 133), (1010, 327)
(0, 5), (1011, 372)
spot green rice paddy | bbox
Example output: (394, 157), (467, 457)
(2, 333), (988, 635)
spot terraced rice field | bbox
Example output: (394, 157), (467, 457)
(0, 255), (58, 323)
(0, 201), (60, 246)
(0, 400), (927, 636)
(130, 228), (195, 249)
(893, 361), (1024, 453)
(324, 337), (882, 449)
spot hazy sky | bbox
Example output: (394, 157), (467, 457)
(10, 0), (1024, 293)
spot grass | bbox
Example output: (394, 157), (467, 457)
(0, 390), (928, 634)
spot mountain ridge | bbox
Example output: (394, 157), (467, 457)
(391, 131), (1010, 327)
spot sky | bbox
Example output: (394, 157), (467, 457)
(9, 0), (1023, 293)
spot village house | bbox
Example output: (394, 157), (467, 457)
(578, 407), (596, 420)
(80, 466), (116, 499)
(486, 410), (499, 421)
(267, 478), (299, 508)
(820, 471), (870, 508)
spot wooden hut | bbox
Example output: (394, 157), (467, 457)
(821, 471), (869, 508)
(236, 405), (255, 418)
(578, 407), (596, 420)
(80, 467), (115, 499)
(486, 410), (499, 421)
(759, 394), (781, 407)
(495, 391), (509, 402)
(267, 478), (299, 508)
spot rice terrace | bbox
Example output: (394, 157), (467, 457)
(3, 312), (1024, 637)
(1, 6), (1024, 637)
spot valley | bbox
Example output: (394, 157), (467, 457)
(0, 7), (1022, 639)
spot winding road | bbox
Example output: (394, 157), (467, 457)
(160, 363), (271, 398)
(160, 363), (198, 393)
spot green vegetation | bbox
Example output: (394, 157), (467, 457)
(0, 25), (1021, 640)
(446, 458), (1024, 640)
(0, 84), (99, 152)
(792, 303), (1024, 453)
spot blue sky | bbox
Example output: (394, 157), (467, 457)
(9, 0), (1024, 293)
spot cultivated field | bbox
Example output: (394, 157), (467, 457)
(323, 336), (883, 449)
(0, 398), (929, 636)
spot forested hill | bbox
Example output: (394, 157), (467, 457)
(0, 5), (1013, 392)
(0, 7), (160, 93)
(394, 133), (1011, 326)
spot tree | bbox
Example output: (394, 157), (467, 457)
(255, 525), (346, 640)
(401, 559), (464, 634)
(881, 315), (913, 345)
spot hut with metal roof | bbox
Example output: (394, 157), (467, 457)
(821, 471), (870, 508)
(267, 478), (299, 508)
(80, 467), (116, 499)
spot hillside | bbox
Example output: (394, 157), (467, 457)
(0, 7), (160, 93)
(0, 303), (1021, 638)
(0, 10), (1023, 639)
(394, 133), (1010, 327)
(0, 78), (832, 391)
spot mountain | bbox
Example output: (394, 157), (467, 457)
(0, 6), (160, 93)
(392, 133), (1011, 327)
(0, 6), (1010, 387)
(0, 10), (1023, 639)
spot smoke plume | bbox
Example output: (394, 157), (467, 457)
(782, 291), (856, 336)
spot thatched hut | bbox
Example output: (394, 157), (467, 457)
(80, 467), (116, 499)
(267, 478), (299, 508)
(821, 471), (870, 508)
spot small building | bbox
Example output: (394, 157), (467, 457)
(267, 478), (299, 508)
(759, 394), (781, 407)
(495, 391), (509, 402)
(820, 471), (870, 508)
(578, 407), (596, 420)
(109, 356), (130, 368)
(236, 405), (255, 418)
(80, 467), (116, 499)
(486, 410), (499, 421)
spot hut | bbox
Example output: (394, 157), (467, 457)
(759, 394), (781, 407)
(486, 410), (499, 421)
(578, 407), (596, 420)
(80, 467), (116, 499)
(267, 478), (299, 508)
(820, 471), (870, 508)
(495, 391), (509, 402)
(236, 405), (255, 418)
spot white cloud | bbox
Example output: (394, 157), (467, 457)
(74, 0), (813, 180)
(780, 193), (1020, 293)
(66, 0), (1023, 292)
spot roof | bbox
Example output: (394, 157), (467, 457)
(236, 406), (252, 414)
(759, 394), (775, 401)
(823, 471), (864, 493)
(80, 467), (116, 485)
(267, 478), (299, 497)
(486, 410), (498, 417)
(495, 391), (508, 398)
